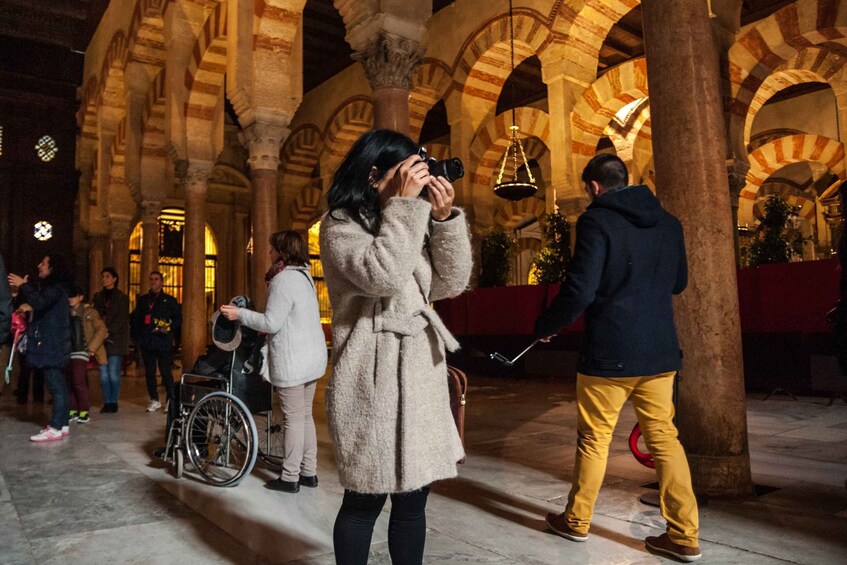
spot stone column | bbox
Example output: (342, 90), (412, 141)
(140, 201), (161, 281)
(727, 160), (750, 267)
(541, 59), (588, 216)
(182, 161), (212, 371)
(241, 121), (288, 310)
(354, 33), (425, 135)
(110, 219), (132, 294)
(232, 212), (248, 298)
(642, 0), (753, 498)
(89, 235), (108, 295)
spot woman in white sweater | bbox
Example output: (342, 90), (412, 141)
(320, 129), (472, 564)
(221, 231), (327, 493)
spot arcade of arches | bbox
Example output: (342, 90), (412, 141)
(68, 0), (847, 498)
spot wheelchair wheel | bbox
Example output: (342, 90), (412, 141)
(185, 391), (258, 487)
(175, 448), (184, 479)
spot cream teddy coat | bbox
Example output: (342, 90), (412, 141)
(319, 197), (472, 494)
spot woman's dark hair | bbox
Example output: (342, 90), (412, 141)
(270, 231), (310, 267)
(44, 254), (71, 285)
(101, 267), (119, 284)
(326, 129), (418, 234)
(581, 154), (628, 191)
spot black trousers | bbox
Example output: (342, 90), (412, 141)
(333, 486), (430, 565)
(16, 357), (44, 403)
(141, 347), (174, 402)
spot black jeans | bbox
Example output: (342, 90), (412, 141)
(141, 348), (174, 402)
(333, 486), (430, 565)
(16, 358), (44, 403)
(42, 366), (69, 430)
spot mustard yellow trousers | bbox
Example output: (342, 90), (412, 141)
(564, 372), (699, 547)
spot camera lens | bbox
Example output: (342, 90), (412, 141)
(429, 158), (464, 182)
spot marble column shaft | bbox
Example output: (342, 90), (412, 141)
(242, 122), (287, 311)
(110, 220), (132, 294)
(232, 212), (248, 298)
(140, 202), (161, 283)
(89, 236), (108, 297)
(642, 0), (753, 498)
(182, 163), (212, 372)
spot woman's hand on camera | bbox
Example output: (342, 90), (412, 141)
(427, 176), (455, 221)
(396, 154), (431, 199)
(220, 304), (239, 321)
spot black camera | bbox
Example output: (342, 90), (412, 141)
(417, 147), (464, 198)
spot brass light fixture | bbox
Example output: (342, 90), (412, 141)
(493, 0), (538, 201)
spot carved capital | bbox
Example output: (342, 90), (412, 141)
(186, 161), (213, 193)
(727, 159), (750, 201)
(110, 218), (133, 242)
(353, 33), (425, 90)
(240, 121), (289, 171)
(141, 201), (162, 223)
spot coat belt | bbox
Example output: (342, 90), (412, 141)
(373, 304), (461, 352)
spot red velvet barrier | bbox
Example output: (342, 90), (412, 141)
(434, 259), (840, 337)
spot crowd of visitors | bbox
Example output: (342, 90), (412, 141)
(0, 131), (708, 564)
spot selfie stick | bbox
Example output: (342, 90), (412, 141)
(490, 339), (541, 367)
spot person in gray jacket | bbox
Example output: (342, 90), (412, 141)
(220, 230), (327, 493)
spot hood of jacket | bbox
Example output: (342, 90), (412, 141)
(590, 184), (664, 228)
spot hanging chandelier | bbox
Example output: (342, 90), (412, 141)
(493, 0), (538, 201)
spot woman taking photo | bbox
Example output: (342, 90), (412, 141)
(319, 129), (472, 564)
(220, 230), (327, 493)
(8, 254), (73, 442)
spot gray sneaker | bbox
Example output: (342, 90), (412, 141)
(146, 400), (162, 413)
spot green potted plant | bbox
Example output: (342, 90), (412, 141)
(744, 195), (808, 268)
(530, 212), (571, 284)
(479, 228), (517, 288)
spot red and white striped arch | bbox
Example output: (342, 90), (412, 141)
(741, 46), (847, 150)
(410, 58), (453, 142)
(549, 0), (641, 84)
(321, 97), (373, 173)
(571, 57), (649, 175)
(141, 68), (167, 160)
(494, 197), (547, 229)
(728, 0), (847, 156)
(740, 134), (846, 223)
(468, 106), (550, 190)
(281, 125), (324, 184)
(184, 1), (228, 160)
(453, 10), (553, 116)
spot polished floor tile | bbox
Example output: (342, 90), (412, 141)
(1, 373), (845, 564)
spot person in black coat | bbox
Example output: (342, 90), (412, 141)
(131, 271), (181, 413)
(8, 254), (72, 442)
(535, 155), (700, 561)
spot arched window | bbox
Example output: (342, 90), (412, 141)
(308, 220), (332, 324)
(128, 208), (218, 319)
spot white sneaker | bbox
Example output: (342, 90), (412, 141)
(146, 400), (162, 413)
(31, 426), (65, 442)
(62, 426), (70, 436)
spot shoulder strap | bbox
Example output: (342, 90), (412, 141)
(297, 269), (316, 290)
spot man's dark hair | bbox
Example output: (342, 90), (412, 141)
(581, 154), (628, 191)
(101, 267), (119, 283)
(150, 271), (163, 279)
(69, 285), (85, 300)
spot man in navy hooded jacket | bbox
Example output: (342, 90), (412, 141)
(536, 155), (701, 562)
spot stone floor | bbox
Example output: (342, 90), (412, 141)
(1, 372), (846, 564)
